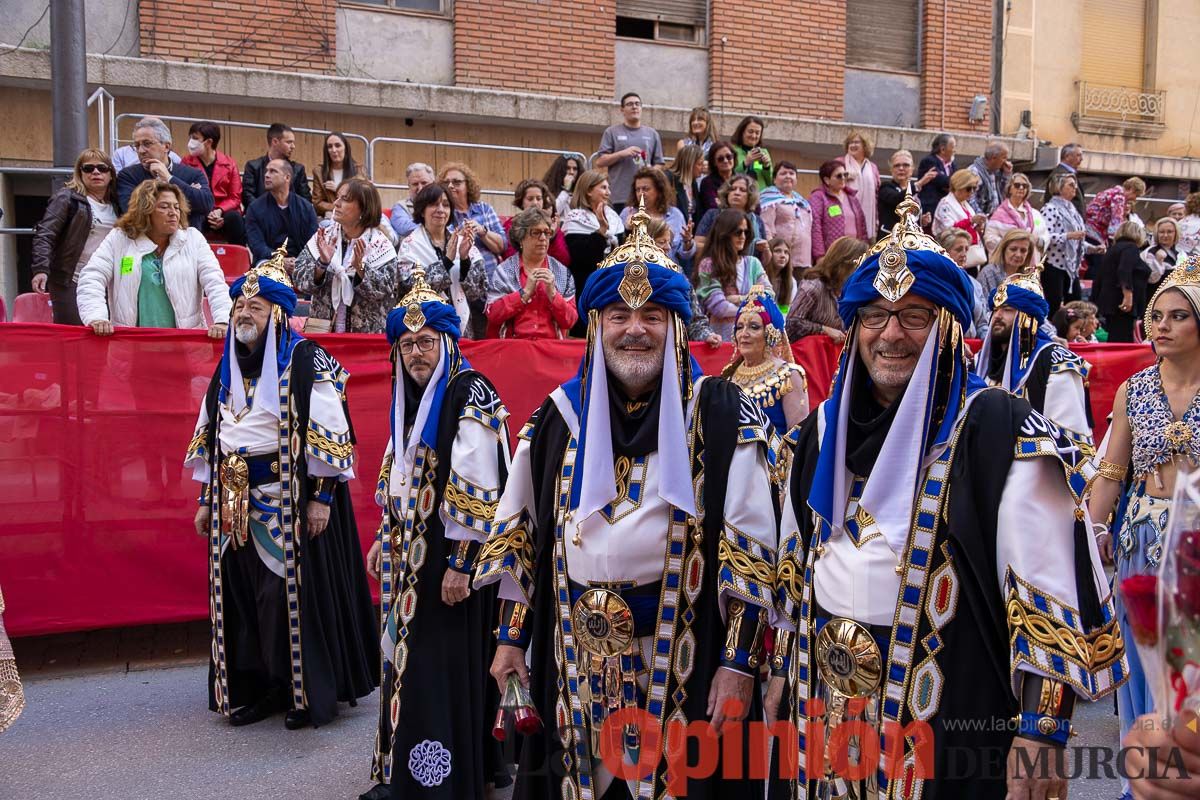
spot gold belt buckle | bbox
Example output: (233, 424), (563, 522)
(219, 454), (251, 548)
(571, 588), (634, 658)
(814, 618), (884, 698)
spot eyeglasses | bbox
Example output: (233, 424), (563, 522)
(398, 337), (438, 355)
(716, 154), (735, 163)
(857, 306), (936, 330)
(623, 101), (642, 108)
(446, 178), (466, 187)
(81, 164), (111, 174)
(831, 172), (848, 179)
(733, 228), (749, 237)
(528, 228), (552, 239)
(133, 140), (158, 151)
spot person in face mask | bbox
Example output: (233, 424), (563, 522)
(181, 120), (246, 245)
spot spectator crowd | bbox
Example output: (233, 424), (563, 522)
(28, 101), (1189, 346)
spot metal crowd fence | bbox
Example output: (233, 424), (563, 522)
(369, 137), (589, 202)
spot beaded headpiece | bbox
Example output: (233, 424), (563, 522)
(1145, 255), (1200, 338)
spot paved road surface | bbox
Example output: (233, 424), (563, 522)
(0, 663), (1124, 799)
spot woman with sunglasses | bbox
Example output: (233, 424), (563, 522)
(808, 159), (869, 262)
(693, 208), (772, 341)
(696, 141), (737, 223)
(983, 172), (1048, 261)
(31, 148), (119, 324)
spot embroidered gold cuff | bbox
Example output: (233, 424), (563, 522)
(1097, 459), (1127, 483)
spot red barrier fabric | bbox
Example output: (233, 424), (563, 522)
(0, 325), (1150, 636)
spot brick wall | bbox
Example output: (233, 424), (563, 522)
(454, 1), (615, 99)
(139, 0), (336, 74)
(709, 0), (845, 119)
(919, 0), (993, 132)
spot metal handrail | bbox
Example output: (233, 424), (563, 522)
(114, 113), (373, 176)
(368, 136), (587, 192)
(87, 87), (115, 156)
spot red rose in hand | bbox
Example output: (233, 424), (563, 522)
(1121, 574), (1160, 646)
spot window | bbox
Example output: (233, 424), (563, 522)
(616, 0), (706, 44)
(344, 0), (448, 12)
(1082, 0), (1147, 90)
(846, 0), (920, 74)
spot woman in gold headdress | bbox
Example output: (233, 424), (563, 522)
(722, 287), (809, 438)
(1089, 256), (1200, 793)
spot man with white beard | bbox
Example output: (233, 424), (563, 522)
(185, 247), (377, 731)
(475, 207), (779, 800)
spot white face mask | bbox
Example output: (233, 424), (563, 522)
(186, 138), (204, 155)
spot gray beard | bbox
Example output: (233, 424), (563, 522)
(604, 344), (663, 392)
(235, 324), (260, 345)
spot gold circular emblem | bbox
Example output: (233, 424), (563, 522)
(571, 588), (634, 658)
(1037, 715), (1060, 736)
(814, 618), (883, 698)
(219, 454), (250, 491)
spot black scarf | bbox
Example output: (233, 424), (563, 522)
(401, 368), (425, 436)
(987, 334), (1009, 384)
(845, 364), (902, 476)
(235, 330), (268, 380)
(607, 376), (661, 458)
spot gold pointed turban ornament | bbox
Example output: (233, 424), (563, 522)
(596, 195), (684, 310)
(394, 266), (444, 333)
(856, 188), (947, 302)
(992, 268), (1046, 309)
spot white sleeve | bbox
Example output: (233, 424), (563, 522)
(305, 377), (355, 480)
(717, 440), (781, 626)
(440, 416), (505, 544)
(473, 437), (537, 606)
(76, 229), (118, 325)
(995, 455), (1111, 698)
(1043, 370), (1093, 447)
(184, 401), (212, 483)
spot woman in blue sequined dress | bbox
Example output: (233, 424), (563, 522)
(1088, 257), (1200, 800)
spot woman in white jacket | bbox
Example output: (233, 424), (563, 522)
(76, 180), (231, 337)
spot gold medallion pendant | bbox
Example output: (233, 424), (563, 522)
(219, 454), (251, 548)
(814, 618), (884, 698)
(571, 588), (635, 658)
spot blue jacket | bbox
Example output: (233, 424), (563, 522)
(244, 191), (320, 262)
(116, 161), (214, 230)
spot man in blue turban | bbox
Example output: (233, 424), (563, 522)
(765, 195), (1125, 799)
(975, 269), (1093, 453)
(475, 206), (780, 799)
(359, 268), (511, 800)
(185, 246), (377, 731)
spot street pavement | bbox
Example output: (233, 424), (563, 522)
(0, 661), (1125, 800)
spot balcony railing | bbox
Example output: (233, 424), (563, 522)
(1075, 81), (1166, 136)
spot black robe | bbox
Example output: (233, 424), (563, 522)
(371, 369), (507, 798)
(199, 339), (378, 726)
(773, 387), (1121, 799)
(511, 378), (770, 800)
